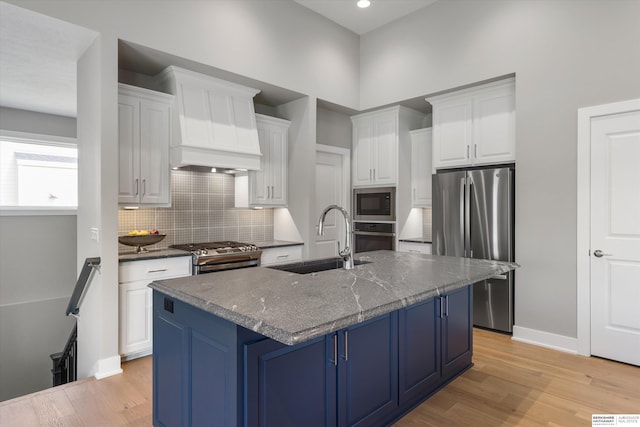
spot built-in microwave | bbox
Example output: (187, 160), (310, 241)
(353, 187), (396, 222)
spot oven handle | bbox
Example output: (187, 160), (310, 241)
(353, 231), (396, 237)
(197, 259), (260, 273)
(196, 253), (262, 266)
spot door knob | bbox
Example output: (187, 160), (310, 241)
(593, 249), (612, 258)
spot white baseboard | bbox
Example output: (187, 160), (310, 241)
(512, 325), (578, 354)
(94, 355), (123, 380)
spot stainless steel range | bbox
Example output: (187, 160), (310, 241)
(170, 241), (262, 275)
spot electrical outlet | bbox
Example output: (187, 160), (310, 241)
(90, 227), (100, 243)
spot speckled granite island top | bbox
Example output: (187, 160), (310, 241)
(149, 250), (517, 345)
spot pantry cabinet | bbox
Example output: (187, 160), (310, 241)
(118, 84), (173, 206)
(409, 128), (433, 207)
(351, 106), (424, 187)
(118, 256), (190, 360)
(249, 114), (290, 206)
(428, 78), (515, 171)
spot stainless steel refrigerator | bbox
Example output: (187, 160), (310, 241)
(432, 166), (515, 333)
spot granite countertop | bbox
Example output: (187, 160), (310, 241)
(150, 250), (517, 346)
(119, 248), (192, 262)
(254, 240), (304, 249)
(399, 237), (433, 244)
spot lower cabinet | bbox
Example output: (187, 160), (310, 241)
(398, 285), (472, 408)
(118, 256), (190, 360)
(153, 285), (472, 427)
(245, 313), (398, 427)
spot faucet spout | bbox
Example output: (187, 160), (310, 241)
(317, 205), (354, 270)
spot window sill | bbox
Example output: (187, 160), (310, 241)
(0, 207), (77, 216)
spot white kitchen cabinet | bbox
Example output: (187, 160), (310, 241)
(428, 78), (515, 171)
(397, 241), (432, 255)
(249, 114), (290, 206)
(260, 245), (303, 266)
(118, 256), (191, 360)
(410, 128), (433, 208)
(118, 84), (173, 206)
(351, 107), (399, 187)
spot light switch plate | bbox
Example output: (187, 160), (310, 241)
(90, 227), (100, 243)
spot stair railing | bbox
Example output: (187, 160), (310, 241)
(51, 257), (101, 386)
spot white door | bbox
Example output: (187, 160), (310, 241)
(590, 109), (640, 366)
(315, 145), (349, 259)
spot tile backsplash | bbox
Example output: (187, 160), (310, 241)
(118, 170), (274, 252)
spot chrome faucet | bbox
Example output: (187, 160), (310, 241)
(317, 205), (354, 270)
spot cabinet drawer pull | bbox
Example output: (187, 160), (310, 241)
(332, 334), (338, 366)
(276, 254), (289, 259)
(408, 249), (420, 253)
(135, 179), (139, 196)
(343, 330), (349, 361)
(147, 269), (168, 273)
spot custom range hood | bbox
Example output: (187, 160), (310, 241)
(154, 66), (262, 171)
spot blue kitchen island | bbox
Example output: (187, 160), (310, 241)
(149, 250), (517, 427)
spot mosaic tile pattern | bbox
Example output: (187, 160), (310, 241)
(118, 170), (275, 252)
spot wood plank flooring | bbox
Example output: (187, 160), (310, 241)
(1, 328), (638, 426)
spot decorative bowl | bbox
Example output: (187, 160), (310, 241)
(118, 234), (166, 253)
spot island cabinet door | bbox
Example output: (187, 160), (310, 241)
(398, 297), (441, 406)
(338, 311), (398, 427)
(153, 308), (188, 427)
(244, 336), (337, 427)
(440, 285), (473, 382)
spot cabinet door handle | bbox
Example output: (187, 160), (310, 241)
(445, 295), (449, 317)
(332, 334), (338, 366)
(369, 169), (372, 181)
(266, 186), (270, 199)
(343, 330), (349, 361)
(474, 144), (477, 159)
(413, 188), (416, 200)
(135, 179), (139, 196)
(466, 145), (470, 159)
(439, 296), (445, 318)
(271, 186), (275, 199)
(373, 169), (376, 181)
(142, 179), (146, 196)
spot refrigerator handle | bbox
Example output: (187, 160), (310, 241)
(468, 179), (473, 259)
(460, 177), (466, 257)
(464, 176), (471, 258)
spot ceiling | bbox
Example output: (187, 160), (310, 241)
(0, 1), (435, 119)
(294, 0), (438, 35)
(0, 2), (96, 118)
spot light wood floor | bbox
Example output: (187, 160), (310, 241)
(1, 328), (638, 426)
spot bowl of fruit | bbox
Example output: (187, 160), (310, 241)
(119, 229), (165, 253)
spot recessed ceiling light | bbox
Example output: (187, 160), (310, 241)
(357, 0), (371, 8)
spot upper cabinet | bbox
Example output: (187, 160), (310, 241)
(118, 84), (173, 206)
(409, 128), (433, 208)
(250, 114), (290, 207)
(427, 78), (515, 171)
(235, 114), (290, 208)
(351, 106), (424, 187)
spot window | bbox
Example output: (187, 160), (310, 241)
(0, 131), (77, 212)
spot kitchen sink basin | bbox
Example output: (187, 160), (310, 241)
(267, 257), (370, 274)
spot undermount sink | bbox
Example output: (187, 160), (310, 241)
(267, 257), (370, 274)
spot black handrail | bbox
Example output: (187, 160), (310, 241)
(50, 324), (77, 386)
(65, 257), (100, 316)
(51, 257), (100, 386)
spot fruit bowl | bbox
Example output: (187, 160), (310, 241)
(118, 234), (166, 253)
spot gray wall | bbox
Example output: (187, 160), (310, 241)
(359, 0), (640, 338)
(316, 106), (352, 150)
(0, 215), (77, 401)
(0, 102), (79, 401)
(0, 107), (76, 138)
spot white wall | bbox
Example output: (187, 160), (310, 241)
(316, 106), (352, 150)
(360, 0), (640, 340)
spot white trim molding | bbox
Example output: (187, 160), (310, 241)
(93, 355), (123, 380)
(512, 325), (578, 354)
(576, 98), (640, 357)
